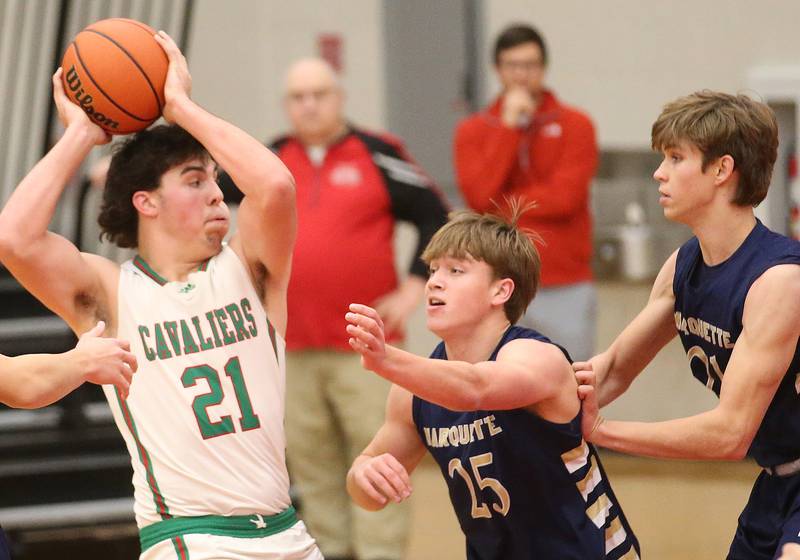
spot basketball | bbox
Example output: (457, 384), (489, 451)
(60, 18), (168, 135)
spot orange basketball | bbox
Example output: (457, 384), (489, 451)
(61, 18), (168, 135)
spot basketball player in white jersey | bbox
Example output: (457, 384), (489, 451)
(0, 32), (322, 560)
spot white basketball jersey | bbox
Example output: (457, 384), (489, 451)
(107, 245), (290, 528)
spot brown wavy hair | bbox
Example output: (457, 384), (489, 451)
(651, 90), (778, 207)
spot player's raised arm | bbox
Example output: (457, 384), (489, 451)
(152, 32), (296, 328)
(347, 385), (426, 511)
(0, 70), (114, 334)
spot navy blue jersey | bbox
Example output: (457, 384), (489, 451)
(0, 528), (9, 560)
(674, 220), (800, 467)
(412, 326), (639, 560)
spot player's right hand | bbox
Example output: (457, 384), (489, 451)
(51, 69), (110, 145)
(75, 321), (138, 398)
(351, 453), (413, 507)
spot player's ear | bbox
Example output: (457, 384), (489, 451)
(492, 278), (514, 305)
(132, 190), (158, 217)
(714, 154), (735, 185)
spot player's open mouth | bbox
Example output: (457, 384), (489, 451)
(428, 297), (445, 306)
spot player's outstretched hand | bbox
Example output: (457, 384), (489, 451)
(52, 69), (110, 145)
(75, 321), (138, 398)
(153, 30), (192, 123)
(780, 543), (800, 559)
(351, 453), (412, 507)
(346, 303), (388, 371)
(575, 363), (602, 442)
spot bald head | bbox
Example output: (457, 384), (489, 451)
(284, 58), (345, 145)
(285, 58), (339, 92)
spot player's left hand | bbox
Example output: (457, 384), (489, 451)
(346, 303), (388, 371)
(576, 364), (603, 442)
(153, 30), (192, 123)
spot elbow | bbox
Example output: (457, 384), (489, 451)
(0, 220), (38, 263)
(446, 378), (487, 412)
(0, 226), (19, 261)
(257, 170), (295, 207)
(714, 427), (753, 461)
(3, 389), (44, 410)
(271, 169), (296, 195)
(722, 436), (751, 461)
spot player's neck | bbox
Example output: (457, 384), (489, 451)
(443, 313), (511, 363)
(693, 207), (756, 266)
(137, 236), (217, 283)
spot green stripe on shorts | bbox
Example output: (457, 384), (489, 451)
(139, 506), (297, 552)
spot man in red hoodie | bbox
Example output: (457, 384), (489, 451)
(454, 23), (598, 361)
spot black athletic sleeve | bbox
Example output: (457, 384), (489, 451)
(354, 130), (450, 278)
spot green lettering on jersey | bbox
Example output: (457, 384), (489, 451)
(180, 319), (200, 354)
(241, 298), (258, 337)
(224, 303), (250, 342)
(138, 325), (156, 362)
(191, 315), (214, 351)
(153, 323), (173, 360)
(163, 321), (182, 357)
(214, 308), (236, 345)
(205, 311), (223, 347)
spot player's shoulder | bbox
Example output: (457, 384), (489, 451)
(750, 262), (800, 297)
(498, 336), (569, 369)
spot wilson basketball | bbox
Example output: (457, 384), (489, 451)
(61, 18), (168, 134)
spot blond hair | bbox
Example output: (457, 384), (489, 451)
(422, 201), (540, 324)
(651, 90), (778, 206)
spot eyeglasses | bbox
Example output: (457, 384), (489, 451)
(498, 60), (544, 72)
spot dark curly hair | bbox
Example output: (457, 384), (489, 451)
(98, 125), (208, 248)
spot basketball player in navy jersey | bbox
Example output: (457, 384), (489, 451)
(345, 209), (639, 559)
(575, 90), (800, 559)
